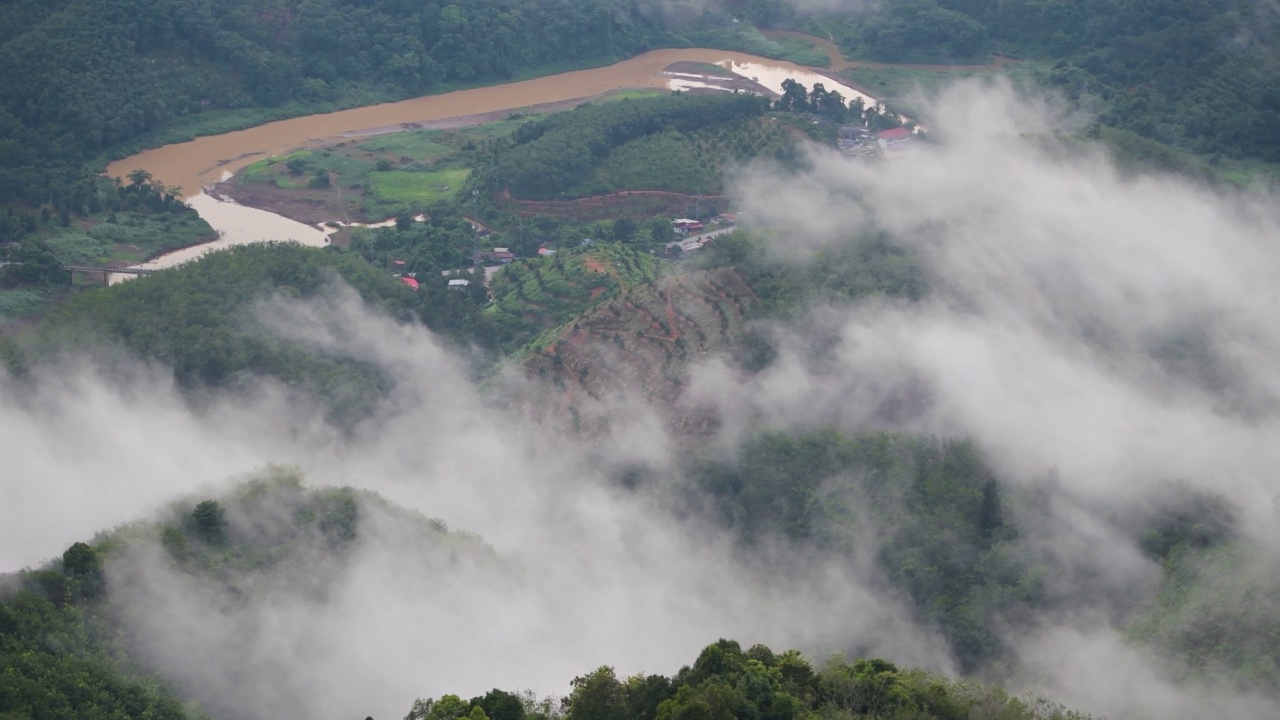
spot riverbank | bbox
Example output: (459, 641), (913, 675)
(101, 35), (951, 278)
(106, 45), (896, 201)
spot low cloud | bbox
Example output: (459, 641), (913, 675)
(709, 77), (1280, 717)
(3, 288), (949, 720)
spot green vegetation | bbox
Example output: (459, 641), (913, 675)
(682, 430), (1032, 673)
(231, 94), (843, 225)
(840, 63), (1048, 122)
(0, 537), (192, 720)
(5, 5), (1280, 715)
(772, 0), (1280, 165)
(478, 94), (771, 199)
(0, 0), (674, 214)
(685, 24), (831, 67)
(470, 91), (861, 203)
(409, 638), (1093, 720)
(0, 0), (836, 224)
(233, 124), (516, 221)
(348, 210), (479, 277)
(695, 231), (926, 322)
(0, 170), (214, 327)
(35, 243), (418, 424)
(0, 465), (1096, 720)
(367, 169), (470, 204)
(488, 244), (662, 354)
(1130, 540), (1280, 693)
(836, 1), (993, 63)
(0, 467), (488, 720)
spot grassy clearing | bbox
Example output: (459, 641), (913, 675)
(366, 169), (470, 203)
(357, 133), (455, 160)
(600, 88), (670, 101)
(233, 122), (506, 218)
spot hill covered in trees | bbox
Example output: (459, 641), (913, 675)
(0, 468), (493, 720)
(759, 0), (1280, 164)
(1, 465), (1101, 720)
(0, 0), (668, 211)
(408, 639), (1094, 720)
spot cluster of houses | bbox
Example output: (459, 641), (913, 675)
(473, 247), (516, 264)
(837, 126), (914, 158)
(672, 214), (736, 237)
(392, 215), (741, 292)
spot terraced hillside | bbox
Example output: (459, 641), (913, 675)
(485, 244), (659, 352)
(522, 266), (757, 435)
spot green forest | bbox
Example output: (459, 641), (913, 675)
(410, 639), (1093, 720)
(0, 467), (1100, 720)
(0, 0), (823, 219)
(772, 0), (1280, 163)
(0, 0), (666, 212)
(480, 94), (772, 199)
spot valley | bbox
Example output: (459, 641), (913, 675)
(4, 3), (1280, 720)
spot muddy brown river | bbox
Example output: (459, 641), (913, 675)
(103, 47), (884, 281)
(108, 48), (882, 196)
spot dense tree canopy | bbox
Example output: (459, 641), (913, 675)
(479, 94), (771, 199)
(801, 0), (1280, 161)
(0, 0), (676, 212)
(409, 638), (1094, 720)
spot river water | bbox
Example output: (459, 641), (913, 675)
(106, 46), (889, 280)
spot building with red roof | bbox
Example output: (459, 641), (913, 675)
(876, 127), (912, 150)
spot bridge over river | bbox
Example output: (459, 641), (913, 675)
(63, 264), (160, 284)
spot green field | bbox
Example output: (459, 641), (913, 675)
(366, 169), (471, 203)
(599, 88), (669, 102)
(233, 123), (517, 218)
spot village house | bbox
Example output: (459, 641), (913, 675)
(877, 127), (912, 151)
(472, 247), (516, 264)
(672, 218), (704, 234)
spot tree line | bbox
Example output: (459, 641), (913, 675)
(406, 638), (1093, 720)
(0, 0), (678, 217)
(767, 0), (1280, 162)
(477, 94), (771, 199)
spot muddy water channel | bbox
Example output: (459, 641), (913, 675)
(106, 47), (887, 278)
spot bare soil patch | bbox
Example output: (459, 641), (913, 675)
(216, 180), (355, 227)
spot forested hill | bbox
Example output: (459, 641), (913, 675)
(776, 0), (1280, 163)
(0, 467), (1097, 720)
(409, 640), (1095, 720)
(0, 0), (674, 213)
